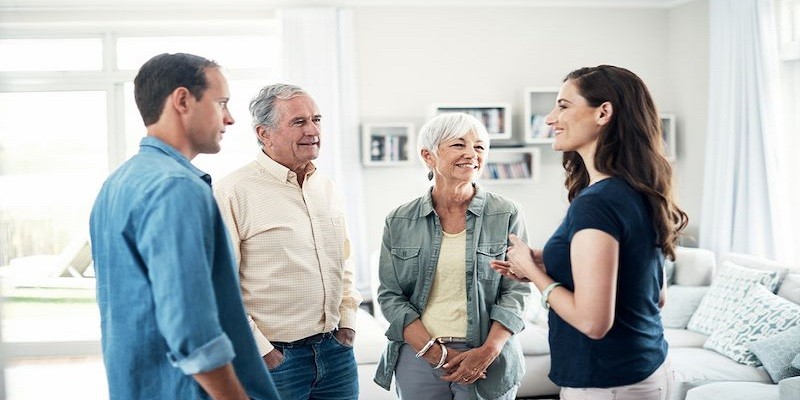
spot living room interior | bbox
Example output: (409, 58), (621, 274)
(0, 0), (798, 399)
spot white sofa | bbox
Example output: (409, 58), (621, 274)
(353, 247), (800, 400)
(670, 249), (800, 400)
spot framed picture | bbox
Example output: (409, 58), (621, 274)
(431, 103), (512, 140)
(523, 87), (559, 144)
(660, 114), (676, 161)
(361, 122), (415, 166)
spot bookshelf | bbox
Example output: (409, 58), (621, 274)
(660, 113), (676, 161)
(480, 147), (541, 183)
(523, 87), (558, 144)
(431, 103), (512, 140)
(361, 122), (415, 166)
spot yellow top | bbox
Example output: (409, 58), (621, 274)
(421, 230), (468, 338)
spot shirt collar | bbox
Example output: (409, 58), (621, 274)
(419, 183), (486, 217)
(255, 149), (316, 183)
(140, 136), (211, 185)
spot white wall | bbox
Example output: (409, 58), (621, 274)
(668, 0), (710, 245)
(353, 3), (709, 259)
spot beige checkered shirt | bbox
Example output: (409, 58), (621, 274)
(214, 151), (362, 356)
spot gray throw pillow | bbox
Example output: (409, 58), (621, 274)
(793, 353), (800, 370)
(664, 259), (676, 286)
(749, 325), (800, 383)
(661, 286), (709, 328)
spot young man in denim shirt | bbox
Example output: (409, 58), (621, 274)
(89, 53), (279, 400)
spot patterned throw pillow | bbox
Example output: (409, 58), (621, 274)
(749, 325), (800, 382)
(794, 353), (800, 370)
(687, 261), (781, 335)
(704, 285), (800, 366)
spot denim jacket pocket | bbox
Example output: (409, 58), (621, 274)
(390, 246), (421, 283)
(476, 243), (506, 280)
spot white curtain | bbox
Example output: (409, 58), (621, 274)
(278, 8), (371, 298)
(700, 0), (792, 262)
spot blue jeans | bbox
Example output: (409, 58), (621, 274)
(270, 333), (358, 400)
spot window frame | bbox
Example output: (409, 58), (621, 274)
(0, 11), (278, 359)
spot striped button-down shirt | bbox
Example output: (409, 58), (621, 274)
(214, 150), (362, 355)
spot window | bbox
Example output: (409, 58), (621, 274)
(0, 12), (278, 372)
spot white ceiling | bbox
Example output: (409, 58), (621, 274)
(0, 0), (696, 11)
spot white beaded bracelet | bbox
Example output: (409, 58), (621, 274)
(541, 282), (563, 310)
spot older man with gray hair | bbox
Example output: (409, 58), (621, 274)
(214, 83), (362, 400)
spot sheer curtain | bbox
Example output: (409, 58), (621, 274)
(278, 8), (371, 298)
(700, 0), (793, 262)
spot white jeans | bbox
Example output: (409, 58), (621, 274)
(560, 358), (673, 400)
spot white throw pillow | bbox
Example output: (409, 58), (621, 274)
(686, 261), (780, 335)
(704, 285), (800, 365)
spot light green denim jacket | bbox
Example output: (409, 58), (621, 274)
(373, 186), (532, 400)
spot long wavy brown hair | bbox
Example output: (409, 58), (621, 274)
(561, 65), (688, 260)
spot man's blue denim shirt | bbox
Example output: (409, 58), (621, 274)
(89, 136), (279, 399)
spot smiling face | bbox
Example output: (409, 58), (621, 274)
(259, 95), (321, 172)
(423, 130), (486, 184)
(545, 79), (611, 156)
(185, 68), (234, 157)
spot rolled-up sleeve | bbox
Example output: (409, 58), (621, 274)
(167, 333), (235, 374)
(491, 207), (532, 335)
(137, 178), (233, 375)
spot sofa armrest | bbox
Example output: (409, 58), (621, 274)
(779, 376), (800, 400)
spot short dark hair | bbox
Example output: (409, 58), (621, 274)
(133, 53), (220, 126)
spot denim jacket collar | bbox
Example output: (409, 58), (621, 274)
(420, 183), (487, 218)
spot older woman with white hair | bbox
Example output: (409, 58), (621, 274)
(373, 113), (531, 400)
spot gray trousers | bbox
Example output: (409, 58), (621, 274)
(394, 343), (517, 400)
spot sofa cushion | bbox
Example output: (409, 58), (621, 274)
(720, 252), (792, 286)
(669, 347), (771, 400)
(674, 247), (716, 286)
(780, 376), (800, 400)
(517, 321), (550, 356)
(662, 286), (709, 328)
(703, 285), (800, 366)
(354, 308), (389, 364)
(794, 353), (800, 369)
(684, 381), (777, 400)
(749, 325), (800, 383)
(664, 328), (709, 348)
(778, 273), (800, 305)
(687, 261), (781, 335)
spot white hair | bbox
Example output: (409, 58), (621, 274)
(417, 112), (491, 167)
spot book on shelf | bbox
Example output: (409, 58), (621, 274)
(481, 161), (531, 180)
(439, 107), (505, 135)
(371, 134), (409, 162)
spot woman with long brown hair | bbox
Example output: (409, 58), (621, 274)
(491, 65), (688, 400)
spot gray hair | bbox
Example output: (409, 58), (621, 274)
(249, 83), (308, 144)
(417, 112), (491, 165)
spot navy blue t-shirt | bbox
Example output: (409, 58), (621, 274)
(542, 177), (667, 388)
